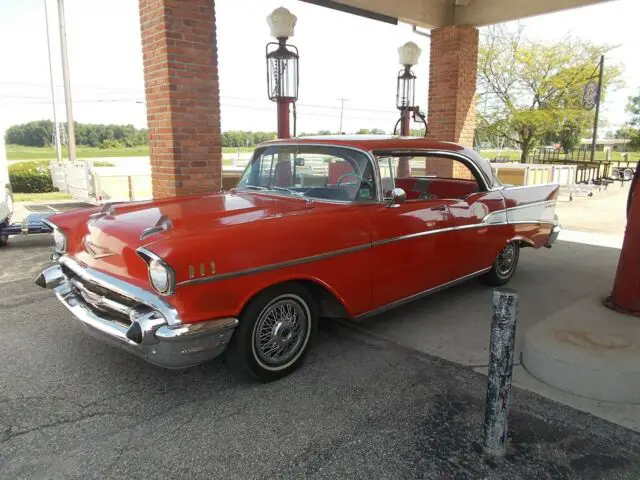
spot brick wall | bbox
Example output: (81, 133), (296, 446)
(426, 25), (479, 177)
(139, 0), (222, 198)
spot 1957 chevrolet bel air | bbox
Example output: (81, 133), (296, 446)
(36, 136), (560, 381)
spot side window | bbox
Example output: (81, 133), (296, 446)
(377, 154), (481, 201)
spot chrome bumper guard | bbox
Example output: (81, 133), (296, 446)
(37, 256), (238, 369)
(545, 217), (562, 248)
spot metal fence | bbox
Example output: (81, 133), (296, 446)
(526, 149), (637, 184)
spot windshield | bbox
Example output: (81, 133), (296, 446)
(236, 145), (377, 202)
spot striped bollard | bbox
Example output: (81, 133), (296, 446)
(483, 287), (518, 456)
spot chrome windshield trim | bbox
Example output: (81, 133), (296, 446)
(239, 143), (383, 204)
(356, 267), (492, 320)
(59, 255), (181, 325)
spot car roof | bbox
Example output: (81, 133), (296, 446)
(259, 135), (494, 186)
(261, 135), (465, 153)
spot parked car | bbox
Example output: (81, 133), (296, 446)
(36, 136), (560, 381)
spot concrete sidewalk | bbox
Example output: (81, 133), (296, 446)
(358, 240), (640, 431)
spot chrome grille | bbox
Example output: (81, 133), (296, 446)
(65, 273), (135, 326)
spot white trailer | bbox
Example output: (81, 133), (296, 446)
(0, 127), (14, 227)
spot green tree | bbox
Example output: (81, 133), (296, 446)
(478, 26), (621, 161)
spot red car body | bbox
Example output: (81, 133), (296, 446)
(37, 136), (560, 376)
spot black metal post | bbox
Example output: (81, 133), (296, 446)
(483, 287), (518, 457)
(590, 55), (605, 162)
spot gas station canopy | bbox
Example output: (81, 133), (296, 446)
(302, 0), (614, 28)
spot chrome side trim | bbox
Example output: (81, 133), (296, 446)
(502, 183), (559, 191)
(59, 255), (182, 325)
(371, 225), (459, 247)
(356, 267), (492, 320)
(481, 200), (556, 225)
(178, 242), (371, 287)
(513, 220), (554, 225)
(506, 200), (556, 211)
(177, 219), (552, 287)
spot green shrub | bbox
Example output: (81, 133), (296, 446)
(9, 160), (55, 193)
(100, 139), (124, 149)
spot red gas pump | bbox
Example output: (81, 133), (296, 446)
(605, 162), (640, 316)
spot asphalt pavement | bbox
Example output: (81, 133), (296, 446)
(1, 234), (640, 479)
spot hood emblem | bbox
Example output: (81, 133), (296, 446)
(84, 236), (116, 259)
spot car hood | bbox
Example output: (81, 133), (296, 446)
(86, 191), (311, 250)
(67, 191), (311, 280)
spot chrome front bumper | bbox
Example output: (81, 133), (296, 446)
(37, 256), (238, 369)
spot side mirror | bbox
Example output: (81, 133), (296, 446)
(294, 157), (305, 167)
(386, 187), (406, 207)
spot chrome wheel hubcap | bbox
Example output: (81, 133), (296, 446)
(496, 244), (516, 277)
(254, 296), (309, 368)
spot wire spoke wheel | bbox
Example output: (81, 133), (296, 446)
(252, 294), (310, 370)
(496, 243), (517, 278)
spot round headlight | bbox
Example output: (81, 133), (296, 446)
(53, 229), (66, 252)
(149, 259), (170, 293)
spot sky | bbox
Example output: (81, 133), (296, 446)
(0, 0), (638, 136)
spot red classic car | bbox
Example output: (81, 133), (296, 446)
(36, 136), (560, 381)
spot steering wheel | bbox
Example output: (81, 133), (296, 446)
(336, 173), (373, 188)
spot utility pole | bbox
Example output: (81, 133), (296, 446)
(57, 0), (76, 162)
(337, 98), (349, 134)
(44, 0), (62, 164)
(590, 55), (604, 162)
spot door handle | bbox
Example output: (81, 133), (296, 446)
(430, 205), (446, 211)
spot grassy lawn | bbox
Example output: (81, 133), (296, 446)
(13, 191), (73, 202)
(6, 144), (254, 161)
(478, 149), (522, 160)
(6, 145), (149, 160)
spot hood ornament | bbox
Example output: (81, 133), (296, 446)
(140, 215), (172, 241)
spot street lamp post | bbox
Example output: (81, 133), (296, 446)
(396, 42), (421, 177)
(396, 41), (421, 137)
(266, 7), (299, 139)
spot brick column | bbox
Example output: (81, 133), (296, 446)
(139, 0), (222, 198)
(426, 25), (479, 178)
